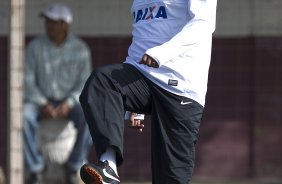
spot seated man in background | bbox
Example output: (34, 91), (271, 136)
(23, 3), (92, 184)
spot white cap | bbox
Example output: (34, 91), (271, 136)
(40, 3), (73, 24)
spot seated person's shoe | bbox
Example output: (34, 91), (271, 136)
(80, 160), (120, 184)
(26, 172), (43, 184)
(64, 164), (80, 184)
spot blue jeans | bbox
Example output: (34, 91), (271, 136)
(23, 103), (92, 173)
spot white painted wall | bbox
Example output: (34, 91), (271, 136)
(216, 0), (254, 37)
(216, 0), (282, 36)
(24, 0), (133, 36)
(0, 0), (10, 35)
(1, 0), (282, 36)
(253, 0), (282, 36)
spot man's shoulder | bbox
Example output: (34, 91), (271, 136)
(26, 35), (49, 52)
(68, 34), (90, 50)
(28, 35), (48, 47)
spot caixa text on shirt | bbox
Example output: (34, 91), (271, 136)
(133, 5), (167, 23)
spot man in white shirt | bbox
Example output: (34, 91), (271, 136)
(79, 0), (217, 183)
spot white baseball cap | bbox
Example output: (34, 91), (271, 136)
(40, 3), (73, 24)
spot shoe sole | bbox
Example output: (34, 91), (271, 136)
(80, 164), (103, 184)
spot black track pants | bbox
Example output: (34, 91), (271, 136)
(79, 63), (203, 184)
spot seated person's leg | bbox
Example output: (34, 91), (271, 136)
(23, 103), (44, 183)
(65, 104), (92, 183)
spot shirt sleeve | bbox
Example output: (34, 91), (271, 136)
(24, 41), (48, 106)
(66, 44), (92, 108)
(145, 0), (217, 66)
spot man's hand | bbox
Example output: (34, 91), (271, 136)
(128, 113), (145, 132)
(55, 101), (70, 118)
(40, 104), (56, 119)
(139, 54), (159, 68)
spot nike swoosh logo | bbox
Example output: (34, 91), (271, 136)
(102, 168), (120, 182)
(181, 101), (192, 105)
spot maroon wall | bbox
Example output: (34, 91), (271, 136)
(0, 36), (282, 181)
(254, 38), (282, 178)
(0, 37), (8, 177)
(194, 38), (256, 178)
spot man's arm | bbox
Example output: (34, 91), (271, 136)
(65, 44), (92, 108)
(144, 0), (217, 67)
(24, 41), (48, 106)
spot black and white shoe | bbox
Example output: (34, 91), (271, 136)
(80, 160), (120, 184)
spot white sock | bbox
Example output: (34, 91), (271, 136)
(100, 147), (118, 176)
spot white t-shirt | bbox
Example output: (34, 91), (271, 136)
(124, 0), (217, 106)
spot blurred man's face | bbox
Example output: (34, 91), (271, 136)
(45, 18), (68, 42)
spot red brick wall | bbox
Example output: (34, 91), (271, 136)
(1, 36), (282, 181)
